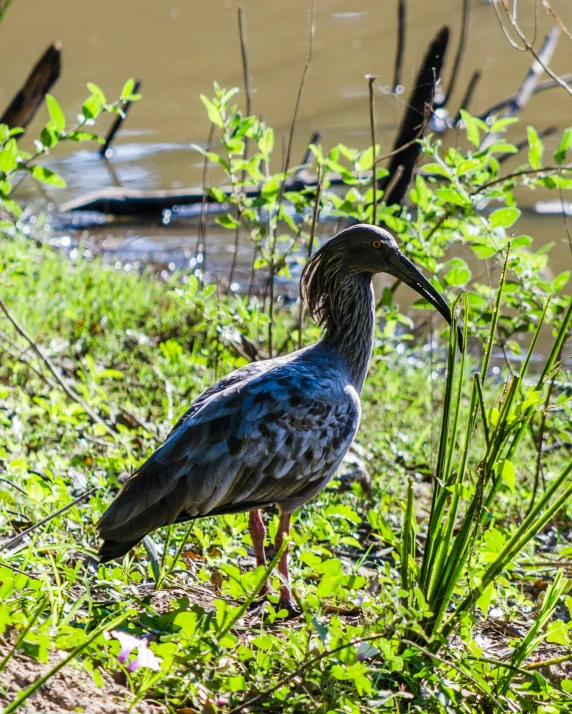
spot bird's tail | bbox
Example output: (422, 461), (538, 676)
(97, 486), (174, 563)
(98, 537), (144, 563)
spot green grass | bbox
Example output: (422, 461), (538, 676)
(0, 236), (571, 713)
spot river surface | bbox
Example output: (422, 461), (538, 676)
(1, 0), (571, 303)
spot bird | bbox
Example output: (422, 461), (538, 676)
(97, 224), (456, 616)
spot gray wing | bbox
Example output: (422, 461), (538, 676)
(98, 364), (360, 546)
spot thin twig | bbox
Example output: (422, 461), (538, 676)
(238, 5), (252, 128)
(296, 164), (322, 350)
(366, 75), (378, 224)
(269, 0), (314, 358)
(1, 487), (98, 552)
(0, 297), (115, 436)
(229, 5), (253, 287)
(196, 123), (215, 283)
(440, 0), (470, 107)
(393, 0), (406, 91)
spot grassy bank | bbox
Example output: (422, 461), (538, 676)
(0, 236), (571, 713)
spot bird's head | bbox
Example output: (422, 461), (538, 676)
(301, 224), (462, 349)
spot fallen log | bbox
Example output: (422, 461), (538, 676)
(59, 172), (315, 216)
(1, 42), (61, 131)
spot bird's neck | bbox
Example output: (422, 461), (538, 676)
(323, 273), (375, 393)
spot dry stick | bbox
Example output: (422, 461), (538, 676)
(296, 165), (323, 351)
(99, 80), (141, 157)
(439, 0), (470, 108)
(0, 43), (61, 131)
(378, 26), (449, 207)
(229, 5), (253, 287)
(0, 298), (115, 437)
(481, 25), (561, 153)
(366, 75), (378, 224)
(195, 123), (215, 282)
(0, 487), (98, 552)
(268, 0), (314, 358)
(393, 0), (406, 91)
(454, 69), (481, 121)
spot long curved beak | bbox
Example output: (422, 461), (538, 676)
(388, 251), (464, 352)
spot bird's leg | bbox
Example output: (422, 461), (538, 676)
(248, 509), (269, 595)
(274, 512), (301, 617)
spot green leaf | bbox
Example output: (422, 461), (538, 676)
(477, 582), (495, 615)
(31, 165), (66, 188)
(120, 78), (135, 101)
(511, 235), (532, 248)
(258, 127), (274, 157)
(500, 459), (515, 491)
(435, 188), (470, 207)
(356, 146), (377, 172)
(553, 271), (570, 292)
(546, 619), (569, 646)
(261, 176), (280, 199)
(554, 127), (572, 165)
(527, 126), (543, 170)
(87, 82), (107, 105)
(67, 131), (104, 143)
(489, 207), (520, 229)
(45, 94), (65, 134)
(444, 266), (471, 286)
(0, 139), (18, 173)
(200, 95), (223, 128)
(460, 110), (481, 148)
(82, 94), (102, 120)
(423, 163), (451, 177)
(216, 214), (239, 229)
(40, 125), (58, 149)
(489, 117), (519, 132)
(485, 142), (518, 154)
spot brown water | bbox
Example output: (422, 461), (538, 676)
(1, 0), (571, 289)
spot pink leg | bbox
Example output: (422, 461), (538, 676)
(274, 512), (300, 617)
(248, 510), (269, 594)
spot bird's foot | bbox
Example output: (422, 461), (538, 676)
(277, 596), (302, 619)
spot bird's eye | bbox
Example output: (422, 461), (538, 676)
(372, 240), (382, 249)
